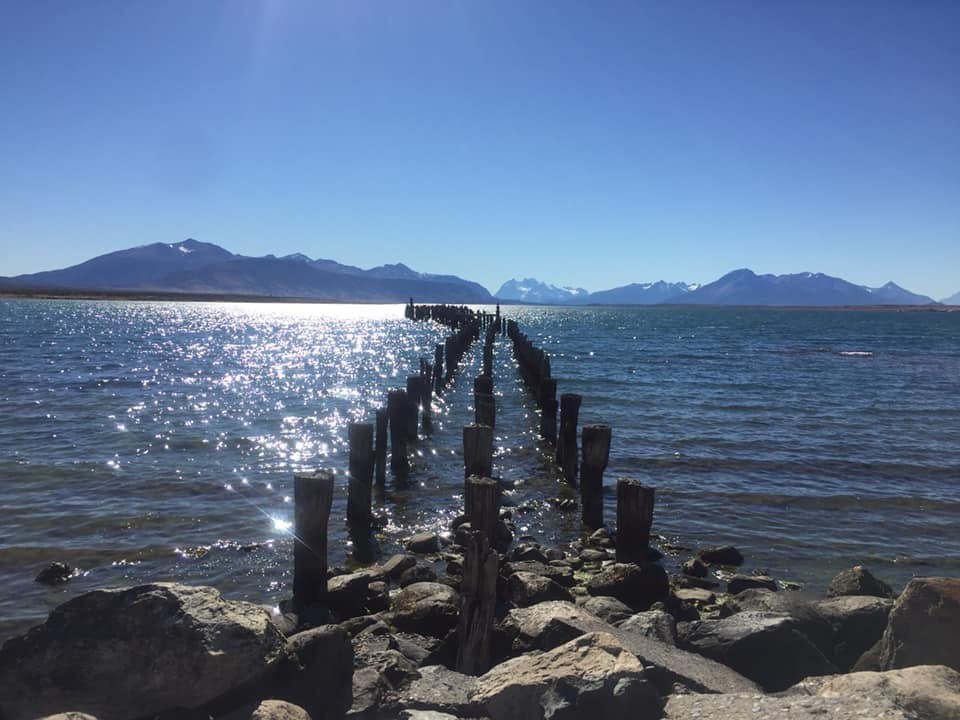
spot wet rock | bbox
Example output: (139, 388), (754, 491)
(617, 610), (678, 646)
(878, 576), (960, 671)
(586, 528), (615, 549)
(727, 574), (777, 595)
(399, 665), (480, 716)
(473, 632), (658, 720)
(511, 543), (550, 564)
(400, 565), (439, 588)
(673, 588), (715, 605)
(672, 574), (719, 590)
(249, 699), (312, 720)
(813, 595), (894, 671)
(697, 546), (743, 566)
(678, 611), (837, 691)
(382, 554), (418, 581)
(507, 571), (574, 607)
(389, 582), (460, 638)
(826, 565), (894, 599)
(34, 561), (73, 585)
(0, 583), (285, 720)
(406, 532), (442, 554)
(680, 558), (708, 578)
(579, 596), (634, 625)
(586, 562), (668, 609)
(278, 624), (354, 719)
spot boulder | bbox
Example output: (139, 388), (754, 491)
(673, 588), (715, 605)
(727, 575), (776, 595)
(511, 543), (551, 564)
(813, 595), (894, 671)
(0, 583), (286, 720)
(34, 561), (73, 585)
(347, 666), (387, 718)
(507, 572), (573, 607)
(697, 546), (743, 566)
(400, 565), (439, 588)
(382, 554), (418, 581)
(678, 611), (837, 691)
(816, 665), (960, 720)
(826, 565), (893, 598)
(327, 569), (377, 615)
(617, 610), (677, 646)
(398, 711), (460, 720)
(352, 632), (419, 688)
(662, 691), (909, 719)
(680, 558), (708, 578)
(503, 561), (575, 588)
(406, 533), (442, 554)
(389, 582), (460, 638)
(277, 625), (354, 719)
(398, 665), (480, 716)
(472, 632), (659, 720)
(579, 596), (634, 625)
(35, 715), (99, 720)
(586, 563), (668, 609)
(878, 576), (960, 671)
(250, 699), (312, 720)
(727, 589), (834, 659)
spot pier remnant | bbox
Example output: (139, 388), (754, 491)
(557, 393), (582, 485)
(474, 374), (496, 429)
(463, 423), (494, 479)
(388, 389), (410, 476)
(581, 424), (611, 528)
(293, 469), (335, 609)
(464, 475), (501, 543)
(616, 478), (655, 563)
(347, 423), (374, 526)
(374, 407), (387, 486)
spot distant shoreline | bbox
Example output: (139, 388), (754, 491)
(0, 287), (956, 311)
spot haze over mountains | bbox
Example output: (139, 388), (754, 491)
(0, 239), (950, 306)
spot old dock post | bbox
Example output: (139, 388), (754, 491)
(556, 393), (582, 485)
(463, 423), (494, 478)
(474, 375), (495, 428)
(374, 407), (387, 486)
(464, 475), (501, 543)
(388, 389), (410, 476)
(616, 478), (655, 564)
(581, 424), (611, 528)
(405, 375), (420, 442)
(539, 377), (558, 445)
(293, 469), (335, 609)
(346, 422), (374, 526)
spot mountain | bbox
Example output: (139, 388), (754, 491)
(673, 269), (937, 306)
(573, 281), (699, 305)
(496, 278), (589, 304)
(941, 290), (960, 305)
(1, 240), (494, 303)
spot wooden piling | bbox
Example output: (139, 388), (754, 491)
(463, 423), (494, 478)
(347, 423), (374, 526)
(616, 478), (655, 564)
(388, 389), (410, 476)
(581, 424), (611, 529)
(464, 475), (501, 542)
(434, 344), (444, 394)
(421, 362), (433, 431)
(556, 393), (582, 485)
(474, 375), (496, 429)
(405, 376), (420, 442)
(374, 407), (387, 486)
(538, 378), (558, 445)
(455, 530), (498, 675)
(293, 469), (335, 609)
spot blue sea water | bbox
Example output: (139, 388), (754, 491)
(1, 299), (958, 640)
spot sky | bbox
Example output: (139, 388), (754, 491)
(1, 2), (958, 299)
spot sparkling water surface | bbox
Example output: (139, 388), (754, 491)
(1, 299), (958, 640)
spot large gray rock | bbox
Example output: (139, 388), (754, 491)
(500, 601), (757, 695)
(389, 582), (460, 638)
(399, 665), (480, 716)
(616, 610), (677, 646)
(249, 699), (312, 720)
(579, 596), (633, 625)
(679, 611), (837, 691)
(663, 691), (909, 719)
(815, 665), (960, 720)
(507, 572), (573, 607)
(878, 576), (960, 671)
(278, 625), (354, 719)
(0, 583), (285, 720)
(472, 632), (659, 720)
(503, 561), (575, 588)
(585, 563), (668, 609)
(826, 565), (893, 598)
(728, 589), (834, 660)
(813, 595), (894, 671)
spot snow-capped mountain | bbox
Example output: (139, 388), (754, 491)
(495, 278), (589, 304)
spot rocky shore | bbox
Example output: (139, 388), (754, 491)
(2, 526), (959, 720)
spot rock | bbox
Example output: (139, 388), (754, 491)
(389, 582), (460, 638)
(579, 549), (609, 562)
(507, 572), (574, 607)
(382, 554), (418, 581)
(327, 569), (377, 614)
(35, 715), (99, 720)
(352, 632), (420, 688)
(826, 565), (894, 598)
(852, 638), (883, 672)
(406, 532), (442, 554)
(678, 611), (837, 691)
(250, 699), (312, 720)
(662, 691), (909, 719)
(399, 665), (480, 716)
(0, 583), (285, 720)
(697, 546), (743, 566)
(586, 563), (668, 609)
(347, 666), (387, 718)
(504, 560), (575, 588)
(727, 574), (776, 595)
(816, 665), (960, 720)
(34, 561), (73, 585)
(473, 632), (659, 720)
(365, 581), (391, 614)
(878, 576), (960, 671)
(673, 588), (715, 605)
(617, 610), (677, 646)
(727, 588), (835, 659)
(813, 595), (894, 671)
(580, 596), (634, 625)
(400, 565), (439, 588)
(278, 625), (354, 719)
(586, 528), (615, 549)
(398, 711), (460, 720)
(511, 543), (550, 564)
(680, 558), (707, 578)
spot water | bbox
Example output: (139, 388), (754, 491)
(1, 299), (958, 640)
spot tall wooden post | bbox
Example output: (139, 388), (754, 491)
(374, 407), (387, 486)
(455, 530), (498, 675)
(463, 423), (494, 479)
(405, 376), (420, 442)
(539, 378), (558, 445)
(464, 475), (501, 543)
(293, 469), (335, 609)
(556, 393), (582, 485)
(434, 344), (444, 394)
(616, 478), (655, 564)
(421, 362), (433, 431)
(474, 375), (495, 428)
(347, 423), (374, 526)
(581, 424), (611, 529)
(388, 389), (410, 476)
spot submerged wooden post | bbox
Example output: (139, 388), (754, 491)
(464, 475), (501, 543)
(374, 407), (387, 486)
(388, 389), (410, 476)
(581, 424), (611, 529)
(455, 530), (498, 675)
(463, 423), (494, 478)
(347, 423), (374, 526)
(405, 375), (420, 442)
(616, 478), (655, 564)
(556, 393), (582, 485)
(474, 375), (495, 428)
(293, 469), (335, 609)
(538, 378), (558, 445)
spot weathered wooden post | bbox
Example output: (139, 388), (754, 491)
(556, 393), (582, 485)
(405, 376), (420, 442)
(463, 423), (494, 478)
(474, 375), (495, 429)
(616, 478), (655, 564)
(374, 407), (387, 486)
(421, 362), (433, 431)
(581, 424), (611, 529)
(293, 469), (335, 609)
(538, 378), (558, 445)
(464, 475), (501, 542)
(455, 529), (498, 675)
(347, 423), (374, 526)
(434, 344), (444, 394)
(388, 389), (410, 476)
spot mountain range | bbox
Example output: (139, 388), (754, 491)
(0, 238), (951, 306)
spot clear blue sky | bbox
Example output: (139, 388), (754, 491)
(2, 2), (958, 298)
